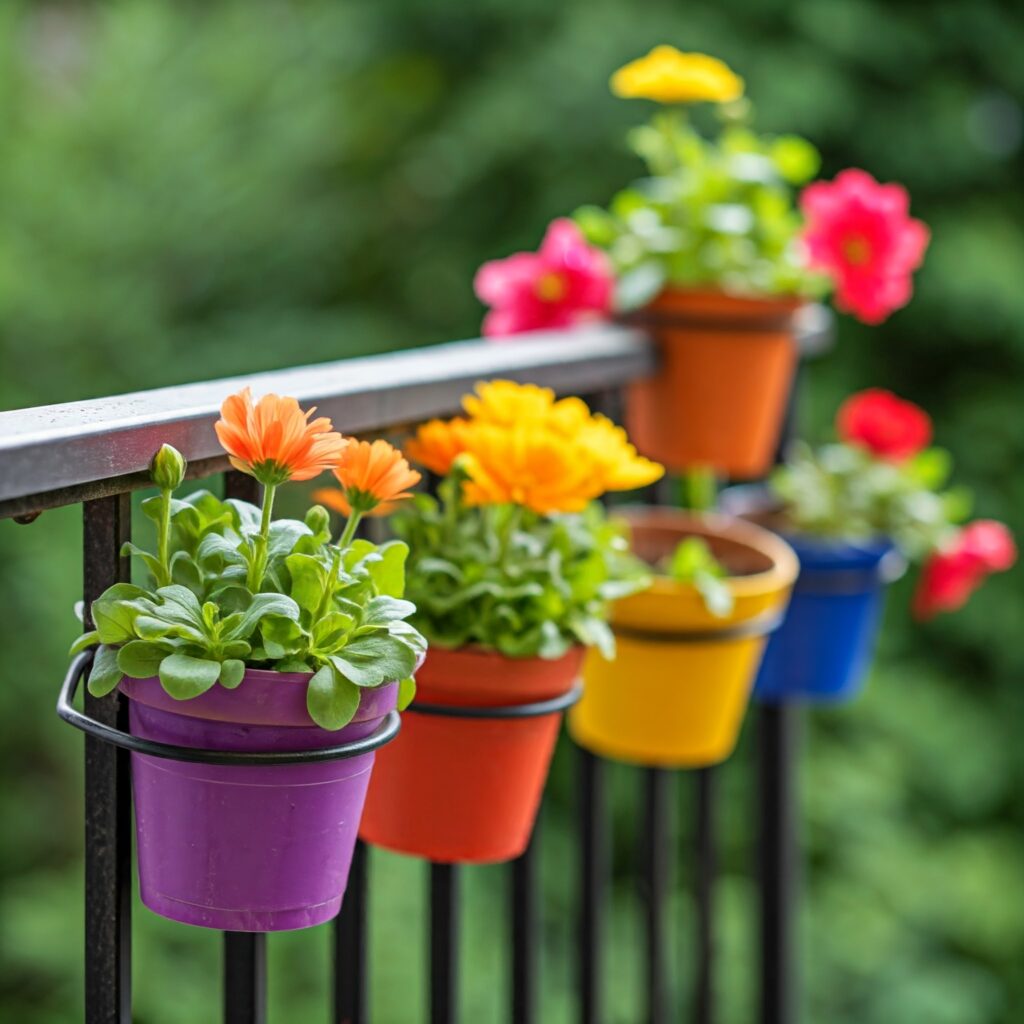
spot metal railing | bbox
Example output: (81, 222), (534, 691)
(0, 312), (831, 1024)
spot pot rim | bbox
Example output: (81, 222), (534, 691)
(615, 505), (799, 598)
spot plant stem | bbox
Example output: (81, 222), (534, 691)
(337, 509), (363, 550)
(246, 482), (276, 592)
(156, 488), (172, 586)
(681, 466), (717, 513)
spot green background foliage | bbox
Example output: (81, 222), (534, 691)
(1, 1), (1021, 1021)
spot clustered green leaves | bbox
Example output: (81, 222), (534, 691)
(575, 111), (828, 307)
(771, 442), (972, 561)
(391, 477), (650, 660)
(664, 537), (735, 618)
(71, 465), (426, 730)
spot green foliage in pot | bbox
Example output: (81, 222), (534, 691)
(69, 390), (428, 729)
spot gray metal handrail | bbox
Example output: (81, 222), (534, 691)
(0, 326), (653, 517)
(0, 305), (831, 519)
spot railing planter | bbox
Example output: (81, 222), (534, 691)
(570, 506), (797, 766)
(360, 646), (582, 863)
(124, 672), (399, 930)
(755, 534), (905, 703)
(623, 289), (804, 477)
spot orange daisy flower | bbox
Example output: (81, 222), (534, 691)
(215, 387), (347, 486)
(405, 417), (472, 476)
(317, 439), (422, 516)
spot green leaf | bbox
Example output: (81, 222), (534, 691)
(197, 532), (246, 571)
(328, 654), (382, 687)
(364, 595), (416, 623)
(368, 541), (409, 597)
(87, 645), (124, 697)
(219, 659), (246, 689)
(285, 553), (329, 613)
(226, 498), (263, 534)
(614, 260), (666, 310)
(906, 448), (953, 490)
(120, 542), (165, 583)
(91, 585), (148, 643)
(312, 611), (355, 652)
(223, 593), (301, 641)
(170, 551), (203, 593)
(339, 631), (418, 683)
(694, 571), (735, 618)
(117, 640), (169, 679)
(397, 676), (417, 711)
(769, 135), (820, 184)
(268, 519), (313, 559)
(158, 653), (221, 700)
(276, 658), (313, 673)
(69, 630), (100, 656)
(307, 664), (360, 730)
(153, 585), (206, 627)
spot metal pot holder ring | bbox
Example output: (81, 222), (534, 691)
(57, 651), (401, 767)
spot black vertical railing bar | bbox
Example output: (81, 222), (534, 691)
(694, 767), (717, 1024)
(223, 933), (267, 1024)
(758, 705), (799, 1024)
(511, 830), (540, 1024)
(756, 361), (806, 1024)
(430, 862), (460, 1024)
(83, 493), (133, 1024)
(641, 768), (671, 1024)
(334, 840), (369, 1024)
(577, 749), (607, 1024)
(224, 470), (262, 504)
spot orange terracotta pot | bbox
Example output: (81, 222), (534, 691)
(626, 288), (804, 478)
(359, 646), (583, 864)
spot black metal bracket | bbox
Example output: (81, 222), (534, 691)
(58, 652), (401, 766)
(406, 680), (583, 719)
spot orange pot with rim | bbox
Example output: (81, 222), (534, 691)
(569, 507), (797, 768)
(359, 645), (583, 864)
(625, 288), (804, 478)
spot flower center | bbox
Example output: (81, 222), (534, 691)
(535, 272), (567, 303)
(842, 235), (871, 266)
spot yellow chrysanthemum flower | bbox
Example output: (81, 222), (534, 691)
(462, 380), (557, 425)
(610, 46), (744, 105)
(459, 423), (602, 515)
(578, 415), (665, 491)
(406, 381), (664, 514)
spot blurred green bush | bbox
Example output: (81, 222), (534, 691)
(1, 1), (1021, 1021)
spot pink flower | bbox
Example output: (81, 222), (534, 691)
(836, 388), (932, 462)
(474, 219), (614, 337)
(913, 520), (1017, 620)
(800, 169), (930, 325)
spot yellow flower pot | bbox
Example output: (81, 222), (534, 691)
(570, 507), (797, 767)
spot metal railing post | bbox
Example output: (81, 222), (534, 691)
(82, 493), (133, 1024)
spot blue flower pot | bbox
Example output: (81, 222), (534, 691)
(754, 533), (904, 703)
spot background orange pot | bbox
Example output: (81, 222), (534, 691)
(625, 288), (804, 478)
(359, 646), (583, 864)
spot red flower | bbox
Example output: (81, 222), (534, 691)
(913, 520), (1017, 620)
(836, 388), (932, 462)
(474, 218), (614, 337)
(800, 169), (930, 324)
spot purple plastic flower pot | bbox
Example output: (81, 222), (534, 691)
(120, 670), (397, 932)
